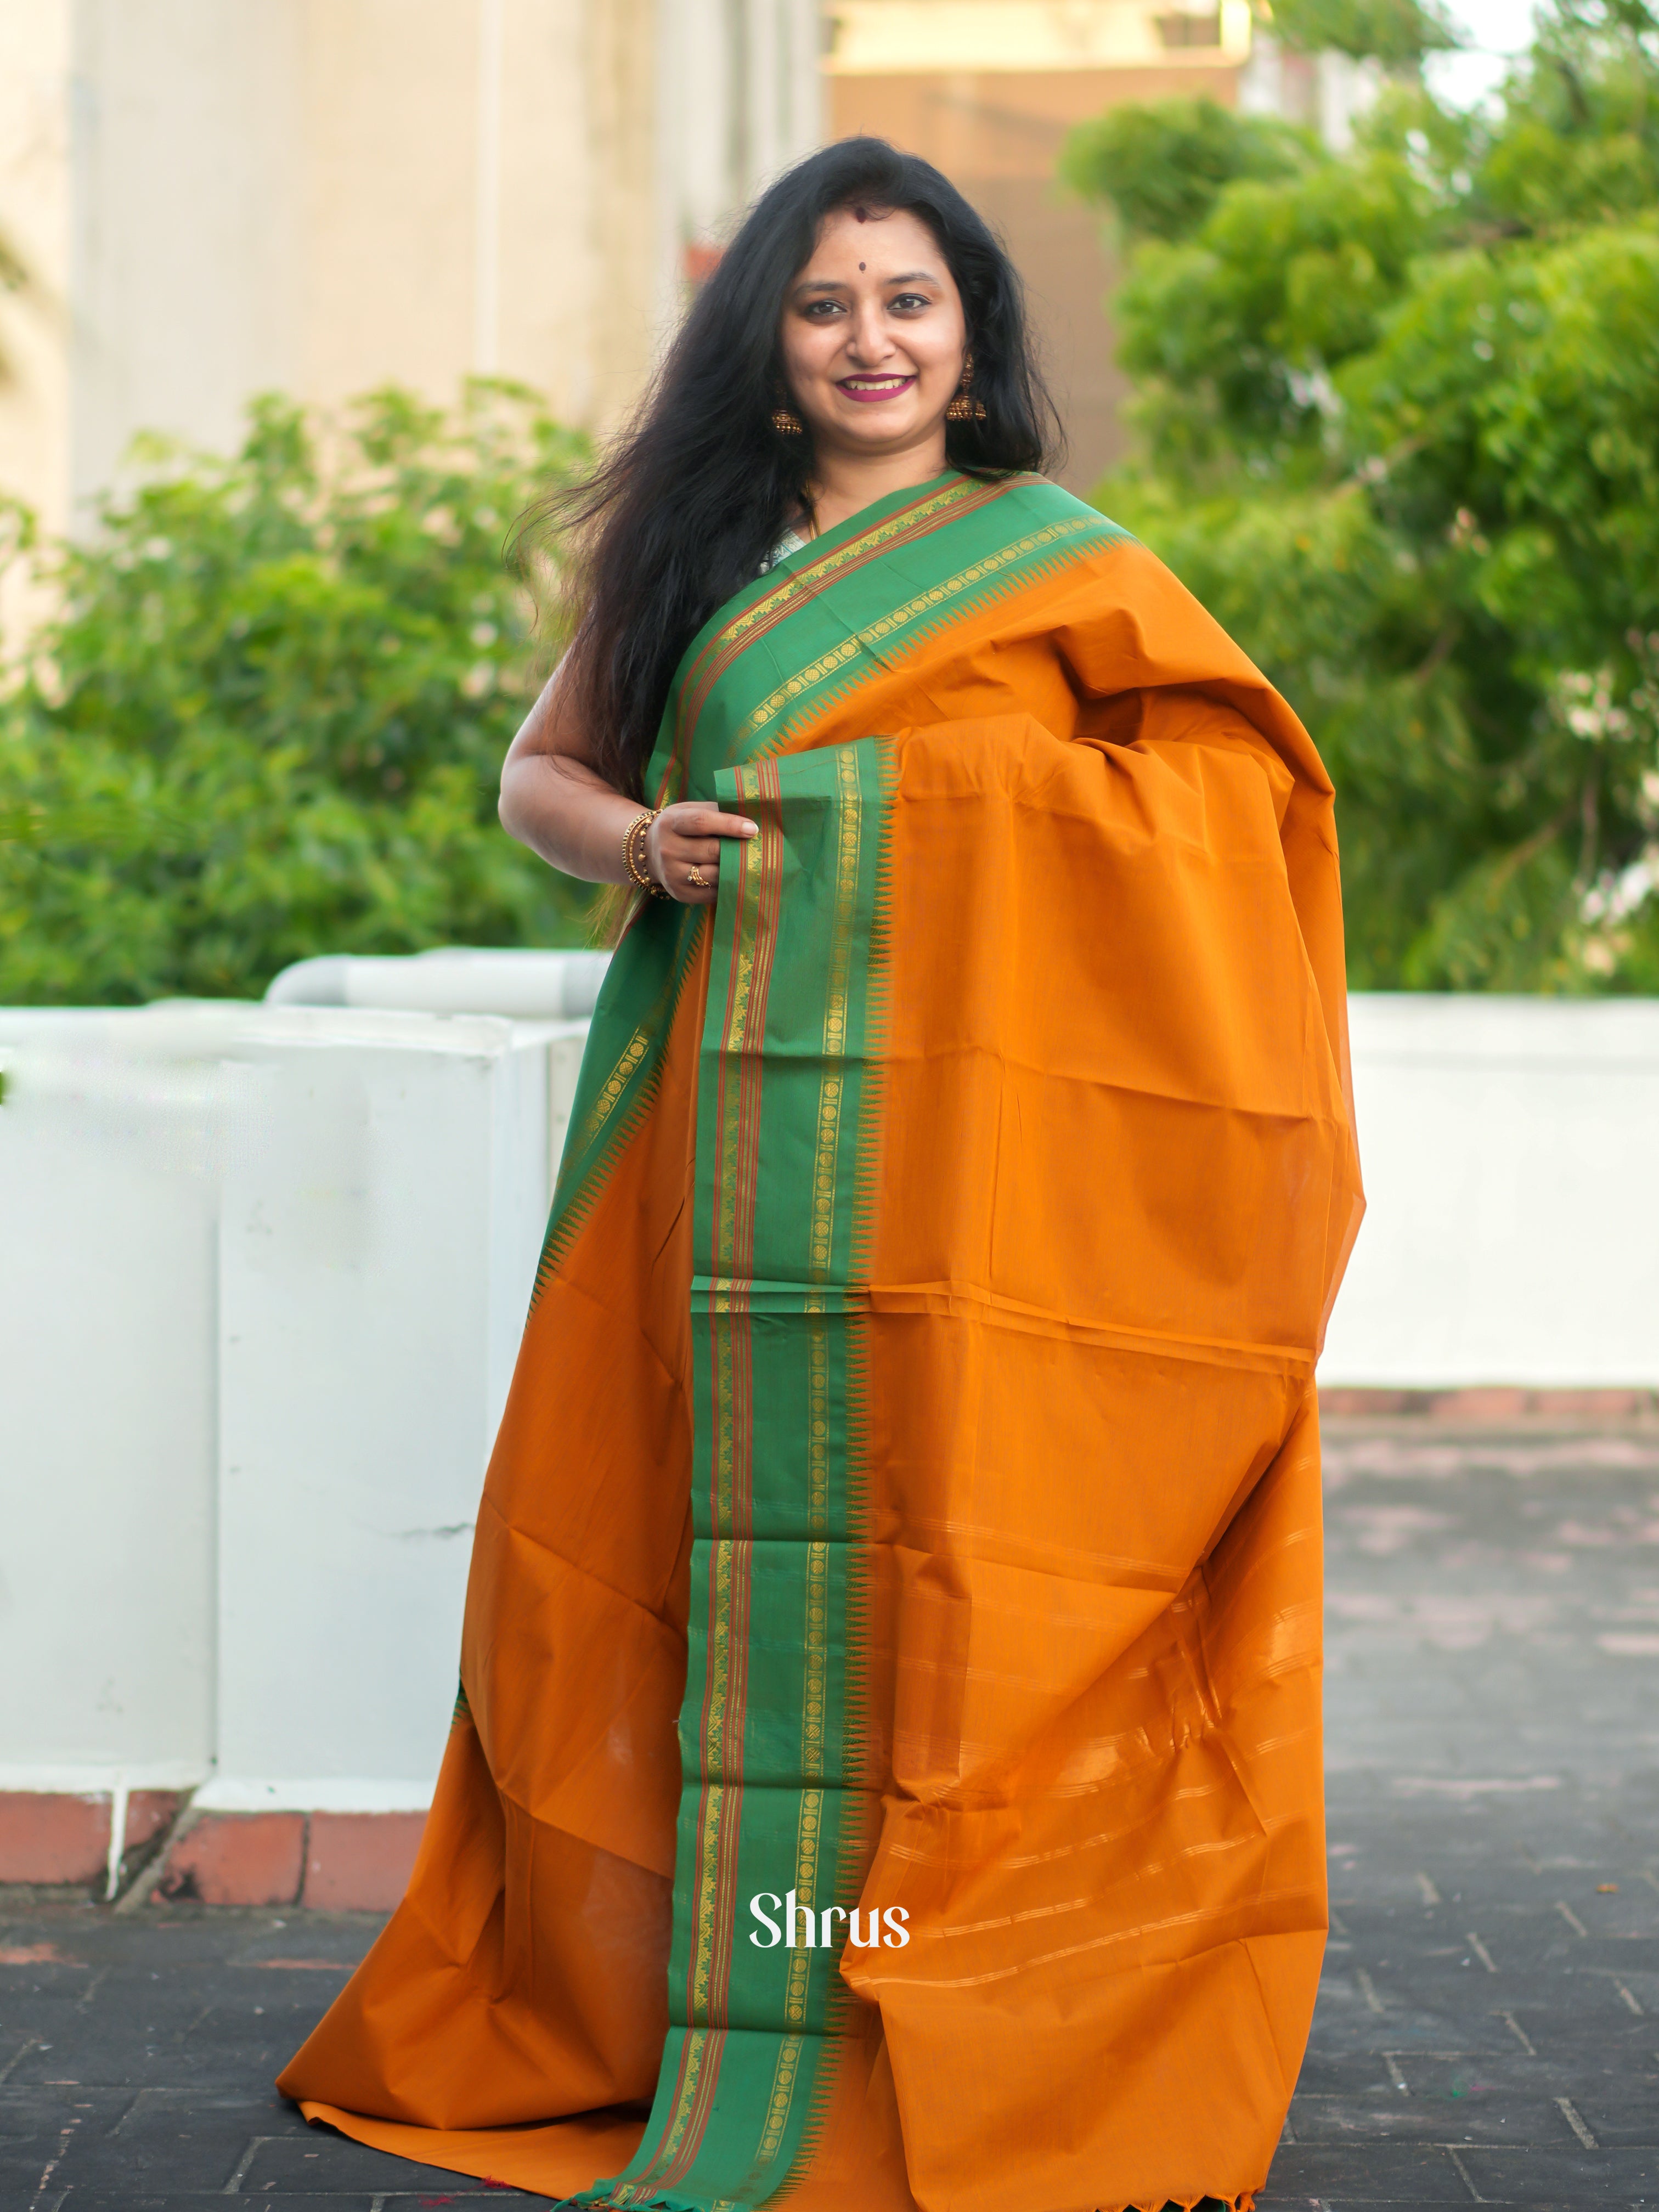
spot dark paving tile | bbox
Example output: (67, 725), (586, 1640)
(47, 2199), (532, 2210)
(1374, 2047), (1635, 2098)
(0, 2085), (131, 2193)
(8, 2085), (301, 2188)
(49, 2189), (540, 2208)
(1453, 2141), (1659, 2199)
(246, 2123), (539, 2190)
(1261, 2138), (1473, 2200)
(1550, 2086), (1659, 2149)
(1289, 2091), (1570, 2145)
(1294, 2047), (1437, 2097)
(48, 2200), (387, 2210)
(47, 2185), (539, 2212)
(1278, 1424), (1659, 2203)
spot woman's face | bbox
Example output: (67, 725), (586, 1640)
(778, 205), (967, 462)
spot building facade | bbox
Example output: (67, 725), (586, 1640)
(0, 0), (1297, 569)
(0, 0), (821, 558)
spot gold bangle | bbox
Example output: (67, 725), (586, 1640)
(623, 808), (664, 897)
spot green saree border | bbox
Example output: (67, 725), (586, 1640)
(729, 504), (1115, 764)
(588, 736), (895, 2212)
(655, 472), (1020, 799)
(531, 899), (702, 1301)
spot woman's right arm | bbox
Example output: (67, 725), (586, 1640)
(498, 665), (755, 907)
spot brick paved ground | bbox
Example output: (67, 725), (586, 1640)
(4, 1418), (1658, 2210)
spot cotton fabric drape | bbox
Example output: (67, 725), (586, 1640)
(280, 471), (1363, 2212)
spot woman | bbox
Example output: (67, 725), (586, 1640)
(281, 137), (1362, 2212)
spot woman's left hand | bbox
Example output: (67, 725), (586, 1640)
(646, 801), (759, 904)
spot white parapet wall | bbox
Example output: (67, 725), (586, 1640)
(0, 1009), (225, 1800)
(1319, 994), (1659, 1390)
(3, 983), (1656, 1836)
(0, 996), (589, 1822)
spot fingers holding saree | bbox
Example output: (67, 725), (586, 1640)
(647, 800), (759, 903)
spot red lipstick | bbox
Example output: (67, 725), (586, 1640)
(837, 374), (917, 404)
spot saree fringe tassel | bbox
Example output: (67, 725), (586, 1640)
(280, 473), (1363, 2212)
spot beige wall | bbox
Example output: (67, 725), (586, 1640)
(292, 0), (667, 428)
(0, 0), (74, 629)
(69, 1), (303, 513)
(0, 0), (822, 561)
(0, 0), (1254, 544)
(297, 2), (477, 416)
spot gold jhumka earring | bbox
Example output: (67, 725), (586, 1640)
(946, 351), (988, 422)
(771, 400), (805, 435)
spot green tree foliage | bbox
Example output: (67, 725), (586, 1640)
(1268, 0), (1458, 66)
(1068, 0), (1659, 989)
(0, 383), (591, 1005)
(1059, 97), (1311, 243)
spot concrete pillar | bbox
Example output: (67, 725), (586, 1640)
(210, 1007), (584, 1807)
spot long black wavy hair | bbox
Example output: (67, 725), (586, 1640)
(523, 137), (1063, 799)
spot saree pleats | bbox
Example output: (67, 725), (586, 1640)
(280, 471), (1362, 2212)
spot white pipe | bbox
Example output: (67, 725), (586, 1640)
(473, 0), (505, 375)
(104, 1772), (128, 1901)
(193, 1776), (435, 1814)
(0, 1762), (208, 1793)
(263, 949), (611, 1019)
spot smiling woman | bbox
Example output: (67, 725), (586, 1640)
(485, 139), (1055, 911)
(279, 138), (1363, 2212)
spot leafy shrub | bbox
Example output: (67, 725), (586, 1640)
(0, 381), (592, 1004)
(1267, 0), (1458, 66)
(1059, 98), (1312, 247)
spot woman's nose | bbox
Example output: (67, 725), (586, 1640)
(845, 302), (893, 362)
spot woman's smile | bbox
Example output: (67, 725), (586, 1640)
(837, 372), (918, 403)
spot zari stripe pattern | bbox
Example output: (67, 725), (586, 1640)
(587, 736), (894, 2212)
(656, 473), (1020, 797)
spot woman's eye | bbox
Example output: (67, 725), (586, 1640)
(804, 299), (845, 318)
(890, 293), (931, 312)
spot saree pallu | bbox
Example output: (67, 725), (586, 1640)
(280, 471), (1363, 2212)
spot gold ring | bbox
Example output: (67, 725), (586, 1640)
(687, 864), (708, 888)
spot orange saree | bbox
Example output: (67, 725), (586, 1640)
(280, 470), (1363, 2211)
